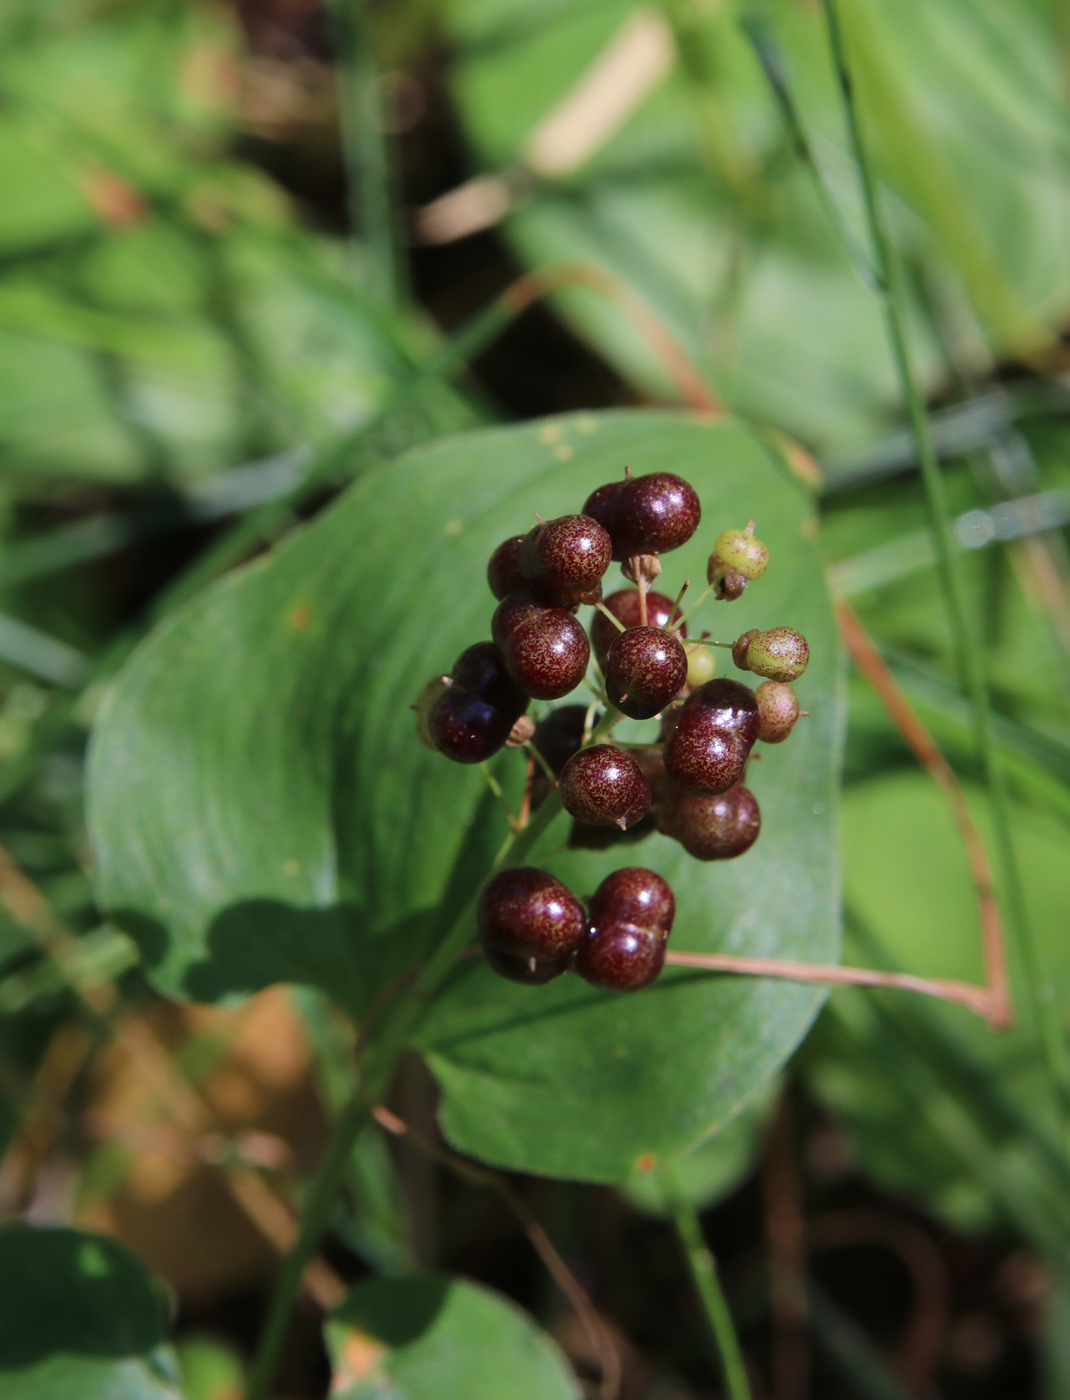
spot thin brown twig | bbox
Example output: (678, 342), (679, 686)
(373, 1104), (622, 1400)
(835, 599), (1012, 1029)
(662, 950), (999, 1022)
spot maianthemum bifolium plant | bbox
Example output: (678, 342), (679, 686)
(418, 466), (811, 993)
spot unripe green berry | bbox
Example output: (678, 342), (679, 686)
(755, 680), (800, 743)
(713, 527), (768, 581)
(737, 627), (809, 682)
(685, 645), (717, 690)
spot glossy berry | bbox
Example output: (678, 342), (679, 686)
(478, 867), (586, 979)
(605, 626), (688, 720)
(682, 678), (760, 749)
(413, 674), (450, 750)
(591, 588), (682, 665)
(664, 707), (749, 795)
(531, 705), (588, 775)
(575, 923), (666, 992)
(558, 745), (651, 829)
(487, 535), (527, 600)
(493, 590), (590, 700)
(426, 642), (528, 764)
(520, 514), (611, 607)
(483, 943), (573, 985)
(661, 785), (761, 860)
(736, 627), (809, 682)
(607, 472), (701, 560)
(575, 867), (675, 992)
(582, 480), (623, 535)
(755, 680), (801, 743)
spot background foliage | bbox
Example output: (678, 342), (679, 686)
(0, 0), (1068, 1397)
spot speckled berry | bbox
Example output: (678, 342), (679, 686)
(737, 627), (809, 682)
(575, 923), (666, 992)
(520, 514), (611, 607)
(582, 480), (624, 535)
(661, 784), (761, 860)
(558, 745), (651, 829)
(425, 642), (528, 764)
(664, 708), (748, 795)
(605, 626), (688, 720)
(478, 867), (586, 974)
(487, 535), (526, 600)
(575, 867), (675, 992)
(682, 677), (760, 749)
(607, 472), (701, 560)
(492, 590), (591, 700)
(591, 588), (682, 665)
(483, 944), (573, 985)
(711, 527), (768, 581)
(755, 680), (801, 743)
(531, 705), (588, 775)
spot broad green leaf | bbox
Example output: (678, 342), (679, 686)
(88, 410), (843, 1180)
(0, 1226), (180, 1400)
(326, 1273), (579, 1400)
(620, 1085), (772, 1217)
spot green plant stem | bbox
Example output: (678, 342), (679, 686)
(245, 1087), (372, 1400)
(821, 0), (1070, 1147)
(671, 1194), (752, 1400)
(330, 0), (405, 309)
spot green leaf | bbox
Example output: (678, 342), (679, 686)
(0, 1226), (180, 1400)
(325, 1273), (579, 1400)
(87, 410), (843, 1180)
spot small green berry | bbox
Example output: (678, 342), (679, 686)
(413, 675), (450, 749)
(685, 645), (717, 689)
(737, 627), (809, 682)
(713, 526), (768, 581)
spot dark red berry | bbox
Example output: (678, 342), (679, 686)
(531, 705), (587, 775)
(607, 472), (701, 560)
(558, 745), (651, 828)
(605, 625), (688, 720)
(661, 784), (761, 860)
(755, 680), (801, 743)
(575, 923), (666, 992)
(664, 707), (748, 794)
(483, 943), (572, 985)
(478, 867), (586, 970)
(575, 867), (675, 992)
(451, 641), (531, 712)
(591, 588), (683, 665)
(492, 590), (591, 700)
(520, 514), (611, 607)
(681, 677), (760, 749)
(487, 536), (526, 600)
(426, 642), (528, 764)
(582, 480), (623, 535)
(589, 865), (675, 934)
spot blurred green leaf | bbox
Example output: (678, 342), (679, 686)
(0, 1225), (179, 1400)
(87, 410), (842, 1180)
(445, 0), (1070, 450)
(326, 1273), (579, 1400)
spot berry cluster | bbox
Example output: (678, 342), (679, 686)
(416, 469), (811, 992)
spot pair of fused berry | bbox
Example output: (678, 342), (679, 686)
(478, 865), (675, 993)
